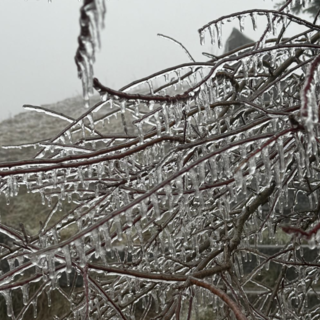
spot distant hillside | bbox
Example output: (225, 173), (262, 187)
(0, 96), (97, 162)
(0, 94), (138, 236)
(0, 95), (107, 236)
(0, 93), (135, 163)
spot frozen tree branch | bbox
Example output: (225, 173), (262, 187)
(1, 0), (320, 319)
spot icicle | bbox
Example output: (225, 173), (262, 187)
(168, 232), (176, 257)
(241, 59), (248, 81)
(147, 81), (154, 96)
(175, 176), (184, 199)
(267, 218), (275, 239)
(209, 25), (216, 45)
(223, 153), (231, 178)
(2, 290), (13, 318)
(249, 155), (256, 175)
(164, 184), (173, 210)
(126, 207), (133, 227)
(22, 284), (29, 305)
(47, 251), (56, 281)
(32, 299), (37, 319)
(120, 100), (126, 114)
(228, 183), (235, 203)
(262, 147), (272, 183)
(140, 200), (148, 220)
(52, 169), (58, 188)
(198, 161), (206, 183)
(173, 102), (182, 125)
(309, 234), (316, 250)
(97, 162), (105, 180)
(74, 238), (86, 268)
(250, 12), (257, 30)
(94, 298), (101, 318)
(63, 245), (72, 278)
(252, 54), (258, 76)
(238, 253), (244, 277)
(136, 122), (144, 143)
(234, 168), (244, 191)
(154, 112), (162, 137)
(238, 15), (244, 33)
(87, 112), (95, 132)
(277, 136), (285, 174)
(88, 164), (93, 179)
(189, 169), (204, 208)
(215, 21), (222, 49)
(199, 30), (205, 45)
(115, 215), (123, 242)
(100, 223), (112, 252)
(135, 220), (144, 244)
(77, 167), (85, 189)
(91, 228), (103, 259)
(267, 13), (275, 36)
(156, 166), (162, 183)
(265, 259), (270, 271)
(274, 162), (281, 187)
(151, 194), (161, 220)
(45, 287), (52, 308)
(208, 158), (218, 181)
(162, 104), (170, 134)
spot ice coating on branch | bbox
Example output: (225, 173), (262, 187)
(75, 0), (106, 106)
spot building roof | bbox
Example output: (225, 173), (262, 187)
(224, 28), (254, 53)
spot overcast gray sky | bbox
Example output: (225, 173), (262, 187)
(0, 0), (308, 121)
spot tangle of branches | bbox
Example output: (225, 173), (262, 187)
(1, 0), (320, 319)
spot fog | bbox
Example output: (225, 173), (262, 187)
(0, 0), (307, 121)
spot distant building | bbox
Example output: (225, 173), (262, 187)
(224, 27), (254, 53)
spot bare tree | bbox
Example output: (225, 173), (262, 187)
(0, 0), (320, 319)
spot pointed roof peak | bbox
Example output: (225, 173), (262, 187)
(224, 28), (254, 53)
